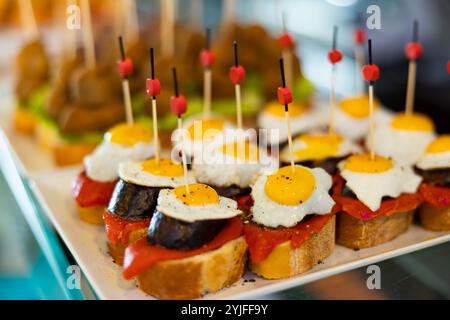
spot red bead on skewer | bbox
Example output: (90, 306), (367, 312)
(328, 26), (343, 65)
(362, 39), (380, 82)
(117, 36), (134, 78)
(405, 20), (423, 61)
(170, 67), (187, 116)
(279, 32), (294, 49)
(200, 28), (215, 68)
(354, 28), (366, 44)
(277, 59), (293, 106)
(146, 48), (161, 97)
(229, 41), (246, 84)
(447, 61), (450, 74)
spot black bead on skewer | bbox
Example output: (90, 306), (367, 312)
(118, 36), (126, 61)
(412, 20), (419, 42)
(172, 67), (179, 97)
(233, 41), (239, 67)
(206, 28), (211, 49)
(368, 38), (374, 86)
(279, 58), (289, 112)
(332, 25), (338, 50)
(150, 48), (155, 80)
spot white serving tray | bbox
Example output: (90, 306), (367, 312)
(29, 167), (450, 300)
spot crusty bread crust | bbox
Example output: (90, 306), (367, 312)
(419, 204), (450, 231)
(136, 236), (248, 299)
(337, 210), (414, 249)
(250, 216), (336, 279)
(108, 228), (148, 265)
(77, 204), (105, 225)
(14, 106), (36, 135)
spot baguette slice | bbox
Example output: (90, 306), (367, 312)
(337, 210), (414, 249)
(419, 204), (450, 231)
(136, 236), (248, 299)
(77, 205), (105, 225)
(108, 228), (148, 265)
(250, 215), (335, 279)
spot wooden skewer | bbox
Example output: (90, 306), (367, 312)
(18, 0), (38, 41)
(172, 67), (190, 194)
(233, 41), (243, 129)
(125, 0), (139, 43)
(280, 58), (295, 173)
(405, 60), (417, 115)
(203, 29), (212, 119)
(150, 48), (160, 164)
(367, 39), (375, 160)
(161, 0), (176, 58)
(118, 36), (133, 124)
(81, 0), (96, 68)
(221, 0), (236, 35)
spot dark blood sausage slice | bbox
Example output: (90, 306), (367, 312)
(147, 211), (227, 250)
(214, 185), (251, 198)
(415, 168), (450, 186)
(107, 179), (163, 220)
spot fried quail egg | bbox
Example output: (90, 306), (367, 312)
(416, 135), (450, 170)
(119, 158), (196, 187)
(193, 139), (277, 188)
(251, 165), (335, 228)
(157, 183), (242, 222)
(258, 101), (325, 145)
(368, 113), (435, 165)
(84, 123), (154, 182)
(280, 132), (361, 163)
(339, 153), (422, 211)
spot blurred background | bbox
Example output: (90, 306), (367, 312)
(0, 0), (449, 300)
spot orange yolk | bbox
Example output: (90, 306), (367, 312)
(220, 141), (260, 161)
(264, 166), (315, 206)
(391, 113), (434, 132)
(187, 119), (225, 141)
(339, 96), (378, 118)
(141, 158), (184, 177)
(344, 153), (393, 173)
(105, 123), (152, 146)
(265, 101), (306, 118)
(294, 133), (343, 161)
(426, 135), (450, 154)
(174, 183), (219, 206)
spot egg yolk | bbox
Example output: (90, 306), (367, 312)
(265, 101), (306, 118)
(339, 96), (378, 118)
(174, 183), (219, 206)
(220, 141), (260, 161)
(426, 135), (450, 154)
(391, 113), (434, 132)
(141, 158), (184, 177)
(294, 133), (343, 161)
(344, 153), (393, 173)
(105, 123), (152, 146)
(187, 119), (225, 141)
(264, 166), (316, 206)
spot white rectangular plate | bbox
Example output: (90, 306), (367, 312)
(30, 167), (450, 300)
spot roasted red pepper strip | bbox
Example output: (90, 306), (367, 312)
(332, 175), (422, 220)
(72, 171), (117, 207)
(103, 211), (150, 245)
(123, 217), (243, 279)
(419, 183), (450, 209)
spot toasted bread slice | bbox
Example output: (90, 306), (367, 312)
(337, 210), (414, 249)
(77, 205), (105, 225)
(419, 204), (450, 231)
(250, 215), (336, 279)
(136, 236), (248, 299)
(108, 228), (148, 265)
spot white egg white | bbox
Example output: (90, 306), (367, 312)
(416, 150), (450, 170)
(84, 141), (154, 182)
(118, 160), (196, 187)
(339, 161), (422, 211)
(258, 109), (325, 146)
(193, 142), (277, 188)
(156, 189), (241, 222)
(251, 166), (335, 228)
(368, 124), (435, 165)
